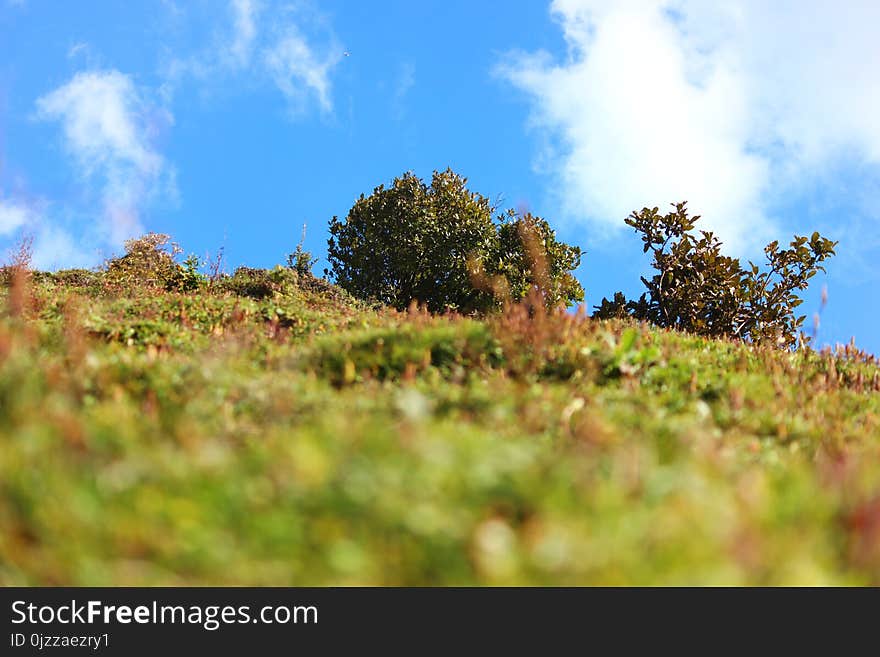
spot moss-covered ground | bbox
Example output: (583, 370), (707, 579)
(2, 270), (879, 584)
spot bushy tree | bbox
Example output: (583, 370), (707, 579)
(327, 169), (583, 313)
(594, 202), (836, 348)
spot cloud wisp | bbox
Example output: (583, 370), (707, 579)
(229, 0), (259, 67)
(0, 196), (37, 237)
(34, 69), (174, 264)
(163, 0), (343, 116)
(4, 1), (343, 269)
(265, 26), (341, 114)
(499, 0), (880, 254)
(390, 61), (416, 121)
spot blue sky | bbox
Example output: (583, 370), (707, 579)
(1, 0), (879, 353)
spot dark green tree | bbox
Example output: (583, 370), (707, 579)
(327, 169), (583, 313)
(594, 202), (836, 348)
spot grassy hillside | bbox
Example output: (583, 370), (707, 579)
(1, 267), (879, 585)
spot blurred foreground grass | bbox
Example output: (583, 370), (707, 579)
(1, 269), (879, 585)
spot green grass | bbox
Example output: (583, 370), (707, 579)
(1, 270), (879, 585)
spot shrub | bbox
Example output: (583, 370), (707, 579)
(104, 233), (206, 292)
(594, 202), (837, 348)
(174, 254), (207, 292)
(0, 233), (34, 287)
(286, 245), (318, 279)
(51, 269), (103, 288)
(105, 233), (180, 288)
(47, 268), (106, 296)
(327, 169), (583, 313)
(286, 224), (318, 279)
(219, 266), (298, 299)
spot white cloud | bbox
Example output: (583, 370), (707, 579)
(67, 42), (90, 60)
(229, 0), (259, 67)
(499, 0), (880, 253)
(0, 196), (91, 271)
(264, 26), (341, 114)
(35, 70), (172, 249)
(0, 197), (35, 236)
(161, 1), (341, 115)
(30, 225), (97, 271)
(391, 62), (416, 120)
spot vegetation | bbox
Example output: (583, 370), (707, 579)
(594, 202), (837, 348)
(2, 234), (879, 585)
(327, 169), (583, 312)
(105, 233), (207, 293)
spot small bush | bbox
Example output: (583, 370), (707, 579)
(0, 233), (34, 287)
(45, 268), (107, 296)
(173, 254), (207, 292)
(51, 269), (103, 288)
(219, 266), (298, 299)
(594, 202), (837, 348)
(104, 233), (206, 292)
(287, 245), (318, 279)
(105, 233), (181, 288)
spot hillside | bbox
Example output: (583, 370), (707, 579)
(1, 267), (879, 585)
